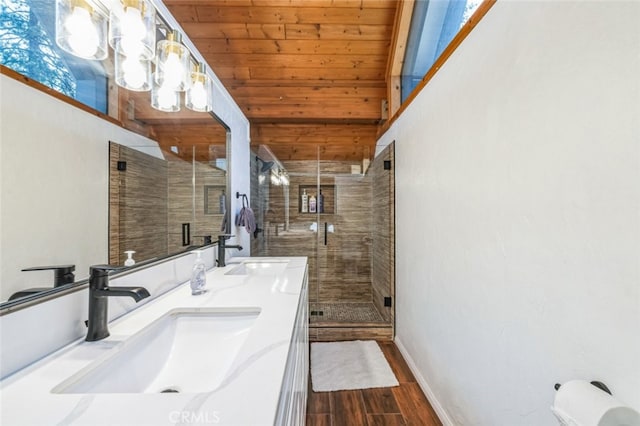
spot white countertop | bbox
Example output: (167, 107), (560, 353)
(0, 257), (308, 426)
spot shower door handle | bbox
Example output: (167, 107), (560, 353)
(182, 223), (191, 246)
(324, 222), (328, 246)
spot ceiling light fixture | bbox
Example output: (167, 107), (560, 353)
(155, 30), (189, 92)
(151, 72), (181, 112)
(55, 1), (214, 114)
(55, 0), (107, 60)
(115, 52), (151, 91)
(186, 62), (212, 112)
(108, 0), (155, 60)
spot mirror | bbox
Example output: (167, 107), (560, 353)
(0, 74), (230, 307)
(108, 117), (229, 266)
(0, 0), (234, 310)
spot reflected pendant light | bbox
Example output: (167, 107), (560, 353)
(114, 51), (151, 91)
(108, 0), (156, 60)
(185, 62), (212, 112)
(155, 30), (189, 91)
(55, 0), (108, 60)
(151, 72), (180, 112)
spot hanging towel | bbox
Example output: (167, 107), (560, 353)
(235, 194), (257, 234)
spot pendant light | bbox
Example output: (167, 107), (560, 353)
(108, 0), (155, 60)
(55, 0), (108, 60)
(151, 73), (180, 112)
(155, 30), (189, 91)
(185, 62), (212, 112)
(114, 51), (151, 91)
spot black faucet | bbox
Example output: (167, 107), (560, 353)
(21, 264), (75, 287)
(9, 264), (77, 301)
(85, 265), (150, 342)
(217, 235), (243, 267)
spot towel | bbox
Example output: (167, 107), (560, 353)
(235, 194), (256, 233)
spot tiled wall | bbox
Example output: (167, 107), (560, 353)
(371, 144), (395, 326)
(249, 155), (395, 341)
(109, 143), (169, 265)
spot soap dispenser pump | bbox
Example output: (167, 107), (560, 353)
(124, 250), (136, 267)
(190, 250), (207, 295)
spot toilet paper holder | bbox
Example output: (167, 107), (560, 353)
(555, 381), (611, 395)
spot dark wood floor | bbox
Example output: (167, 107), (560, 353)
(306, 341), (442, 426)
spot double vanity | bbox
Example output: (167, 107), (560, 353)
(0, 256), (308, 425)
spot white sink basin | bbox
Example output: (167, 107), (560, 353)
(52, 307), (260, 394)
(225, 260), (289, 277)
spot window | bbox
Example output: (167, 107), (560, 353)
(0, 0), (108, 113)
(401, 0), (482, 102)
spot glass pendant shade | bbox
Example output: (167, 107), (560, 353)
(185, 63), (212, 112)
(108, 0), (156, 60)
(155, 30), (189, 91)
(151, 73), (180, 112)
(55, 0), (108, 60)
(115, 52), (151, 91)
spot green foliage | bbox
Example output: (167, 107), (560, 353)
(0, 0), (76, 96)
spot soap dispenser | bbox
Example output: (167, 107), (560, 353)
(190, 250), (207, 295)
(124, 250), (136, 267)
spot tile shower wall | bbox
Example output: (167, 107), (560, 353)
(264, 161), (373, 303)
(371, 144), (395, 326)
(109, 143), (169, 265)
(250, 155), (395, 341)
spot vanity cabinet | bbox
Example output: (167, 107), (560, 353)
(275, 267), (309, 425)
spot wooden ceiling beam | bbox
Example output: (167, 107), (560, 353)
(386, 0), (415, 119)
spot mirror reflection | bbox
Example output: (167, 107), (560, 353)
(108, 124), (228, 266)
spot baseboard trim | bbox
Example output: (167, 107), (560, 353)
(394, 337), (454, 426)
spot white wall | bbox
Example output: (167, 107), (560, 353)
(377, 1), (640, 425)
(0, 75), (160, 300)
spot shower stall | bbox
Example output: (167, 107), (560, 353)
(250, 144), (395, 341)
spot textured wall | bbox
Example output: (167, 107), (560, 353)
(377, 1), (640, 424)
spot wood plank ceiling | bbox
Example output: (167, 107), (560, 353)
(161, 0), (398, 162)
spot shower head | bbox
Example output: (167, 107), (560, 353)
(256, 156), (275, 173)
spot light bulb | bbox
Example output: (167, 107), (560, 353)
(157, 84), (177, 109)
(122, 57), (145, 89)
(190, 80), (208, 110)
(163, 51), (184, 89)
(120, 7), (145, 56)
(65, 6), (99, 58)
